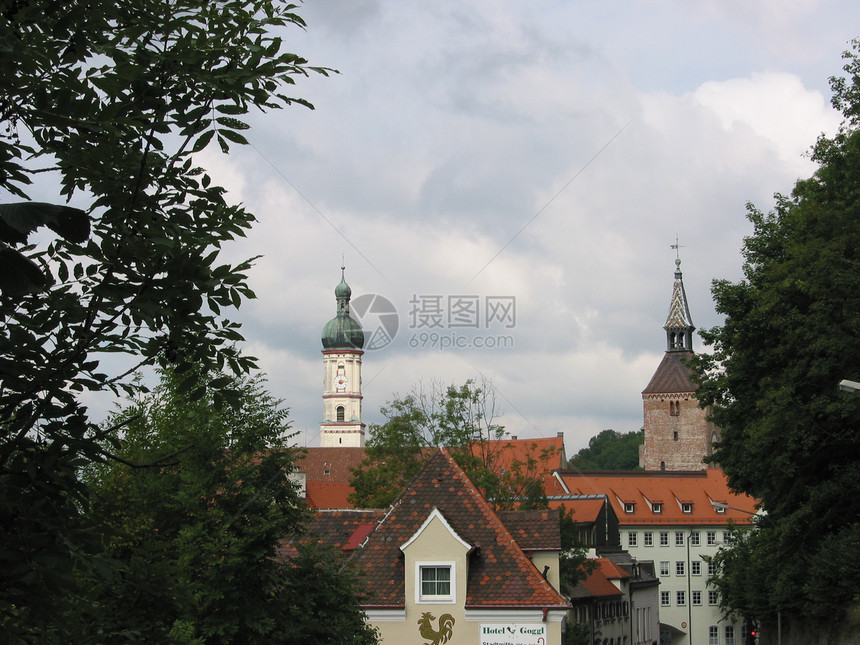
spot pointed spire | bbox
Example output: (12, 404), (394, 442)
(664, 256), (695, 352)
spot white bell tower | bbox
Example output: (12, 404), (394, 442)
(319, 267), (365, 447)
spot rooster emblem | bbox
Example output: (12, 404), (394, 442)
(417, 612), (455, 645)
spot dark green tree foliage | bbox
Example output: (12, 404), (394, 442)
(348, 394), (431, 509)
(0, 0), (329, 635)
(568, 429), (643, 470)
(691, 40), (860, 625)
(350, 379), (558, 510)
(82, 368), (377, 644)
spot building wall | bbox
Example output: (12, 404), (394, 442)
(368, 514), (566, 645)
(530, 551), (560, 592)
(621, 525), (743, 645)
(640, 393), (718, 471)
(320, 349), (364, 447)
(631, 580), (660, 645)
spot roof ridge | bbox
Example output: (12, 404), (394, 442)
(437, 448), (569, 608)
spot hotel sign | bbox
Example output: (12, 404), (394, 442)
(480, 624), (547, 645)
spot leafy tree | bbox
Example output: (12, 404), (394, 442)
(347, 393), (431, 508)
(79, 368), (377, 644)
(0, 0), (329, 633)
(691, 39), (860, 628)
(349, 378), (558, 510)
(568, 429), (643, 471)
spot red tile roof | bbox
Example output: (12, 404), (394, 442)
(305, 481), (356, 510)
(472, 436), (566, 472)
(295, 447), (368, 509)
(278, 509), (386, 558)
(497, 510), (561, 551)
(547, 498), (607, 524)
(554, 469), (758, 526)
(354, 448), (570, 610)
(571, 558), (630, 600)
(296, 447), (367, 481)
(298, 438), (566, 509)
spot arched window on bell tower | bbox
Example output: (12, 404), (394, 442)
(336, 405), (345, 422)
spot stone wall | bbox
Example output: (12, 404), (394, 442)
(640, 394), (718, 471)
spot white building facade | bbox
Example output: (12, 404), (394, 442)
(553, 469), (758, 645)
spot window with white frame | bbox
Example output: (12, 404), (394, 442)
(709, 625), (719, 645)
(628, 531), (637, 547)
(691, 560), (702, 576)
(682, 503), (693, 514)
(643, 531), (653, 546)
(676, 590), (686, 606)
(708, 590), (719, 605)
(675, 561), (685, 576)
(624, 502), (635, 514)
(660, 561), (670, 576)
(660, 591), (670, 607)
(692, 590), (702, 606)
(708, 561), (718, 577)
(659, 531), (669, 546)
(690, 531), (700, 546)
(725, 625), (736, 645)
(723, 531), (731, 544)
(653, 503), (662, 514)
(418, 564), (454, 603)
(707, 531), (717, 545)
(675, 531), (684, 546)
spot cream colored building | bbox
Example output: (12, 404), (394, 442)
(309, 448), (571, 644)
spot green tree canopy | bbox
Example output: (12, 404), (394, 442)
(80, 368), (377, 644)
(691, 39), (860, 628)
(349, 378), (558, 510)
(0, 0), (330, 637)
(568, 429), (643, 471)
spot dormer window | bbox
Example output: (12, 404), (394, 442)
(624, 503), (635, 514)
(714, 504), (726, 514)
(653, 503), (662, 514)
(417, 563), (455, 603)
(682, 503), (693, 514)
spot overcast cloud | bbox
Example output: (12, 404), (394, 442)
(97, 2), (860, 453)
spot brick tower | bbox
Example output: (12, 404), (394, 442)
(638, 258), (719, 471)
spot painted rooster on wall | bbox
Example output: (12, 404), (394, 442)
(417, 612), (455, 645)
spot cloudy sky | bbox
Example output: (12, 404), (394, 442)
(128, 2), (860, 453)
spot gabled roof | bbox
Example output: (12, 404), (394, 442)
(569, 558), (629, 600)
(554, 469), (758, 526)
(354, 448), (569, 610)
(642, 350), (696, 395)
(297, 437), (566, 510)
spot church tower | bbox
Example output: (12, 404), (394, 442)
(639, 257), (719, 470)
(319, 268), (366, 447)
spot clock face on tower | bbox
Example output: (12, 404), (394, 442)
(333, 374), (348, 391)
